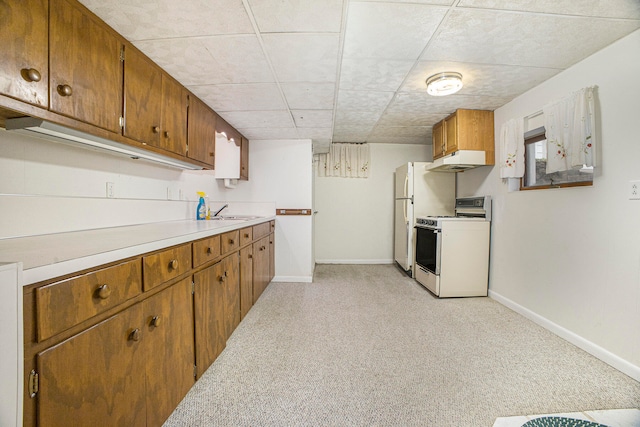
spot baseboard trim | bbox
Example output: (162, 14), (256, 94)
(315, 259), (393, 265)
(272, 275), (312, 283)
(489, 290), (640, 382)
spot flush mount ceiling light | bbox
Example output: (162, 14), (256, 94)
(425, 72), (463, 96)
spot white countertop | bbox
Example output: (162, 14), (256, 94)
(0, 217), (275, 286)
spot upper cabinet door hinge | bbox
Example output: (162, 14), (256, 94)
(29, 370), (39, 398)
(120, 46), (125, 62)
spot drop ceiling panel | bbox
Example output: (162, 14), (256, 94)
(262, 34), (340, 82)
(401, 61), (562, 98)
(377, 111), (448, 127)
(370, 126), (431, 138)
(367, 136), (430, 145)
(248, 0), (344, 33)
(334, 111), (382, 128)
(387, 92), (510, 115)
(134, 35), (274, 86)
(343, 2), (448, 60)
(337, 90), (395, 114)
(188, 83), (287, 112)
(296, 128), (334, 139)
(292, 110), (334, 128)
(218, 111), (294, 129)
(281, 83), (336, 109)
(339, 58), (415, 91)
(78, 0), (253, 40)
(238, 128), (300, 139)
(424, 9), (640, 68)
(459, 0), (640, 19)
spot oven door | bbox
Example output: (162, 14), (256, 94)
(415, 225), (440, 274)
(415, 225), (441, 296)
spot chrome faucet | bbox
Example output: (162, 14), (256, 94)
(213, 204), (229, 217)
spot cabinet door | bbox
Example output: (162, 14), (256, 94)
(0, 0), (48, 106)
(432, 121), (444, 160)
(269, 232), (275, 282)
(239, 246), (253, 319)
(222, 253), (240, 339)
(123, 47), (162, 146)
(240, 137), (249, 180)
(444, 113), (458, 155)
(49, 0), (122, 132)
(252, 236), (269, 304)
(143, 278), (195, 427)
(161, 75), (188, 156)
(37, 304), (146, 427)
(193, 260), (226, 377)
(187, 96), (216, 166)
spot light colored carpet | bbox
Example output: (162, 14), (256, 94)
(164, 265), (640, 427)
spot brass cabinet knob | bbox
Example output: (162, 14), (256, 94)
(229, 239), (235, 245)
(209, 152), (214, 157)
(206, 247), (212, 254)
(219, 275), (225, 283)
(152, 126), (160, 133)
(150, 315), (161, 327)
(129, 328), (141, 342)
(57, 84), (72, 96)
(244, 233), (249, 238)
(22, 68), (42, 82)
(164, 131), (170, 138)
(96, 284), (111, 299)
(248, 254), (253, 259)
(169, 259), (179, 270)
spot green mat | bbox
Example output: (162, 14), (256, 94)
(522, 416), (608, 427)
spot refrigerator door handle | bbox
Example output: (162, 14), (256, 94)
(404, 174), (409, 198)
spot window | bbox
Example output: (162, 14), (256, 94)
(521, 127), (593, 190)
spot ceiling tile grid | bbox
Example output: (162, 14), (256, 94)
(78, 0), (640, 150)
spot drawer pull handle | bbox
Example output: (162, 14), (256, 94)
(22, 68), (42, 82)
(169, 259), (179, 270)
(96, 284), (111, 299)
(244, 233), (249, 238)
(248, 254), (253, 259)
(150, 315), (161, 327)
(229, 239), (235, 245)
(129, 328), (141, 342)
(57, 84), (72, 96)
(206, 247), (213, 254)
(164, 131), (170, 138)
(152, 126), (160, 133)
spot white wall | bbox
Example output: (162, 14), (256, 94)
(0, 129), (313, 281)
(314, 143), (430, 263)
(458, 29), (640, 380)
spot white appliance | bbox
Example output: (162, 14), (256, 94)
(394, 162), (456, 277)
(414, 196), (491, 297)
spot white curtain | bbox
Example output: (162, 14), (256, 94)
(317, 143), (370, 178)
(543, 86), (596, 173)
(499, 118), (525, 178)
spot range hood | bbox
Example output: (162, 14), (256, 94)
(425, 150), (488, 172)
(5, 117), (203, 170)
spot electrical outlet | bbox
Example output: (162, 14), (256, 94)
(629, 181), (640, 200)
(106, 182), (115, 198)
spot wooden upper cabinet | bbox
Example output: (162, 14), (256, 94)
(123, 47), (163, 147)
(49, 0), (123, 133)
(0, 0), (49, 107)
(161, 76), (188, 156)
(432, 109), (494, 164)
(240, 137), (249, 180)
(432, 121), (444, 160)
(187, 95), (216, 167)
(444, 113), (458, 156)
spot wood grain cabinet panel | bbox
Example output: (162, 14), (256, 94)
(239, 245), (253, 319)
(432, 121), (444, 160)
(193, 235), (221, 268)
(143, 278), (195, 427)
(187, 95), (216, 167)
(143, 243), (191, 291)
(239, 226), (253, 247)
(123, 46), (163, 147)
(240, 137), (249, 180)
(222, 253), (240, 340)
(0, 0), (49, 106)
(160, 75), (188, 156)
(269, 232), (275, 282)
(36, 303), (147, 427)
(252, 236), (270, 304)
(35, 259), (141, 341)
(432, 109), (494, 164)
(220, 230), (239, 255)
(49, 0), (123, 132)
(253, 222), (270, 240)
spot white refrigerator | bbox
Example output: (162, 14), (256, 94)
(394, 162), (456, 277)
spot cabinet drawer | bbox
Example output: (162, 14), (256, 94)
(220, 230), (239, 255)
(239, 227), (252, 247)
(143, 244), (191, 291)
(193, 235), (221, 268)
(36, 259), (142, 342)
(253, 222), (270, 240)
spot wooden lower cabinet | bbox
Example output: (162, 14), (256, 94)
(193, 253), (239, 378)
(252, 236), (270, 303)
(239, 245), (253, 319)
(34, 278), (194, 427)
(36, 303), (147, 427)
